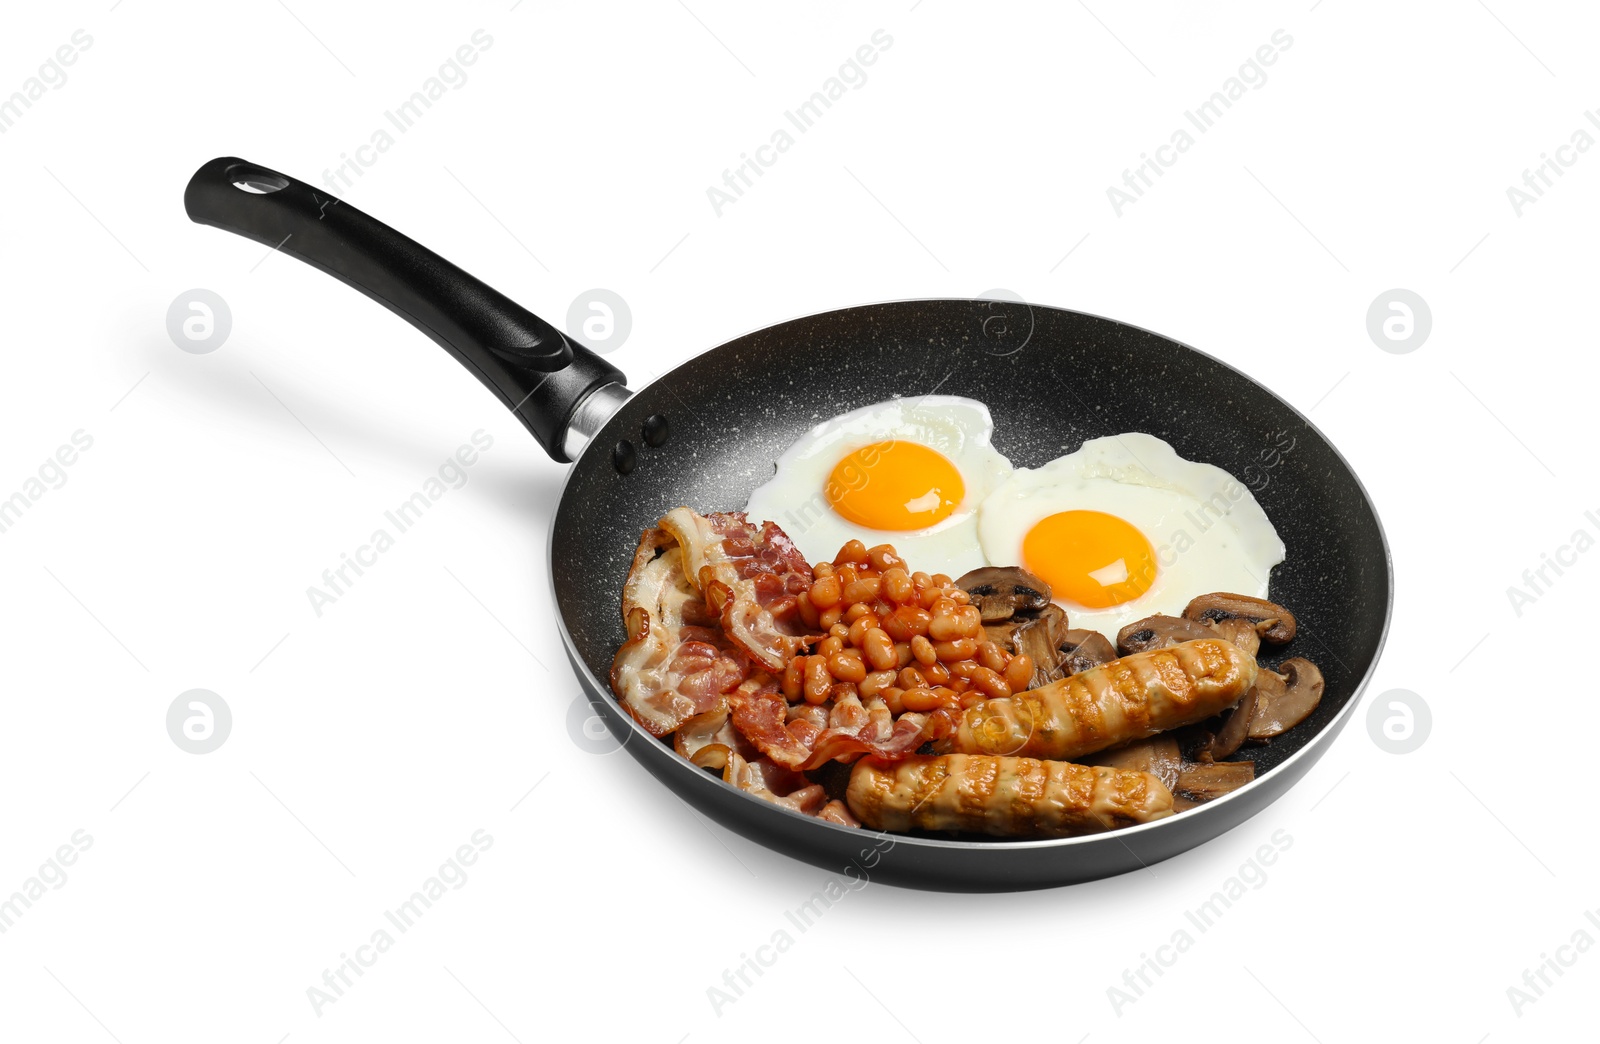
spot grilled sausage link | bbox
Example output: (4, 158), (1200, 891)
(846, 754), (1174, 838)
(942, 638), (1257, 760)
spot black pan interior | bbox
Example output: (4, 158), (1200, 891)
(552, 300), (1388, 788)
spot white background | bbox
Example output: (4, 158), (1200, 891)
(1, 1), (1593, 1040)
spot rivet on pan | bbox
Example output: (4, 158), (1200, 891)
(613, 439), (637, 475)
(642, 413), (670, 448)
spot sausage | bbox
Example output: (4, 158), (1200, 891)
(846, 754), (1174, 838)
(941, 638), (1257, 760)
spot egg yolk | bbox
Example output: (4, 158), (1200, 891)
(826, 440), (964, 531)
(1022, 510), (1157, 608)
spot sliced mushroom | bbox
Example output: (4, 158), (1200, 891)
(981, 600), (1061, 651)
(1182, 592), (1297, 645)
(1242, 667), (1285, 737)
(987, 608), (1118, 686)
(1204, 616), (1261, 657)
(1176, 760), (1255, 801)
(1247, 657), (1324, 739)
(1194, 685), (1259, 762)
(1085, 736), (1183, 792)
(985, 604), (1072, 688)
(955, 566), (1052, 623)
(1059, 628), (1117, 676)
(1116, 614), (1214, 656)
(1017, 605), (1072, 687)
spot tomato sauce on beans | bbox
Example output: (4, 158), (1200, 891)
(789, 542), (1034, 714)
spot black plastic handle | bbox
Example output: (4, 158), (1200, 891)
(184, 157), (626, 462)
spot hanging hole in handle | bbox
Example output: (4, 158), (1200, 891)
(227, 165), (290, 194)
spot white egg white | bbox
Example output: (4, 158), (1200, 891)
(976, 433), (1286, 639)
(743, 397), (1014, 576)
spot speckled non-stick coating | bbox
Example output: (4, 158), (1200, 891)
(551, 299), (1389, 890)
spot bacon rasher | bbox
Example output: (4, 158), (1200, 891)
(609, 527), (748, 736)
(728, 680), (955, 773)
(659, 508), (815, 671)
(673, 700), (856, 824)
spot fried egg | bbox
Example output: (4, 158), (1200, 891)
(976, 433), (1285, 637)
(744, 397), (1014, 576)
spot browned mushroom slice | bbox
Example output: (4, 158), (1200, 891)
(1248, 657), (1324, 739)
(1204, 616), (1261, 657)
(1060, 628), (1117, 676)
(1176, 760), (1255, 801)
(1194, 685), (1259, 762)
(1085, 735), (1183, 792)
(983, 605), (1072, 688)
(1182, 592), (1297, 645)
(956, 566), (1052, 623)
(1016, 605), (1071, 687)
(980, 603), (1059, 654)
(1116, 614), (1215, 656)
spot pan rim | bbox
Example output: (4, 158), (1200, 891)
(546, 297), (1394, 853)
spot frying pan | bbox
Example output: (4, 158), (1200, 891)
(184, 157), (1391, 891)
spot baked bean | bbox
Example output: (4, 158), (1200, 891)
(919, 587), (943, 610)
(782, 656), (804, 700)
(934, 638), (978, 662)
(819, 635), (844, 658)
(911, 570), (933, 589)
(860, 669), (896, 698)
(837, 563), (859, 587)
(928, 609), (966, 642)
(970, 666), (1011, 700)
(921, 661), (951, 685)
(844, 601), (872, 623)
(828, 622), (850, 639)
(1005, 654), (1033, 692)
(829, 650), (867, 683)
(867, 544), (905, 572)
(932, 573), (952, 587)
(848, 615), (873, 647)
(843, 577), (882, 604)
(836, 540), (869, 565)
(933, 686), (960, 707)
(804, 657), (831, 704)
(949, 676), (971, 693)
(881, 567), (913, 604)
(819, 606), (842, 630)
(959, 690), (986, 710)
(901, 687), (941, 712)
(910, 634), (937, 666)
(898, 666), (924, 690)
(947, 660), (980, 680)
(863, 628), (896, 671)
(894, 641), (915, 667)
(976, 641), (1007, 674)
(882, 687), (906, 715)
(957, 605), (984, 638)
(809, 574), (841, 610)
(797, 592), (820, 629)
(927, 604), (977, 640)
(813, 561), (835, 579)
(882, 605), (931, 641)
